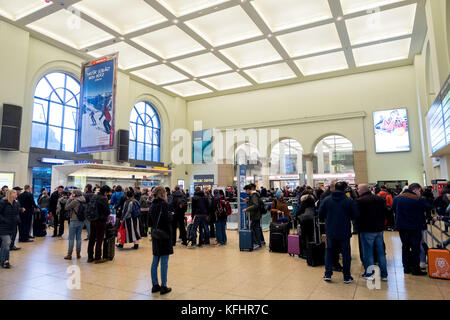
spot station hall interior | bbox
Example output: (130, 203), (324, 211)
(0, 0), (449, 300)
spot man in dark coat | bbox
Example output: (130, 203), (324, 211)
(17, 185), (38, 243)
(87, 185), (111, 264)
(49, 186), (64, 237)
(393, 183), (431, 275)
(191, 187), (211, 246)
(319, 181), (360, 284)
(169, 186), (187, 246)
(0, 190), (21, 268)
(355, 184), (388, 281)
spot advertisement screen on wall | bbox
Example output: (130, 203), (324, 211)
(373, 108), (410, 153)
(77, 53), (118, 153)
(192, 129), (213, 164)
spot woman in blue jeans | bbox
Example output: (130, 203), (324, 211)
(0, 190), (20, 268)
(149, 186), (173, 295)
(64, 190), (86, 260)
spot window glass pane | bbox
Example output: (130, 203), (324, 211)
(136, 142), (144, 160)
(129, 125), (136, 141)
(47, 126), (62, 150)
(137, 124), (145, 143)
(145, 127), (153, 144)
(153, 146), (160, 162)
(146, 104), (156, 118)
(35, 78), (53, 100)
(129, 141), (136, 160)
(48, 102), (63, 126)
(65, 91), (78, 107)
(153, 129), (160, 145)
(62, 129), (75, 152)
(65, 75), (80, 97)
(49, 90), (63, 104)
(131, 108), (138, 123)
(135, 102), (145, 115)
(31, 123), (46, 148)
(33, 100), (48, 123)
(152, 115), (160, 128)
(145, 144), (152, 161)
(64, 106), (77, 129)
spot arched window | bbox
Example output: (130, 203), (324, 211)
(270, 139), (304, 175)
(313, 135), (354, 176)
(129, 101), (161, 162)
(31, 72), (80, 152)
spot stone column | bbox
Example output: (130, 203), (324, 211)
(353, 151), (368, 184)
(303, 153), (314, 187)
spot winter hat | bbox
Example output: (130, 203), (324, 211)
(276, 190), (282, 198)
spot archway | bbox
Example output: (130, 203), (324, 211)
(269, 139), (305, 189)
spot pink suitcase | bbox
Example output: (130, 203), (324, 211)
(288, 220), (300, 257)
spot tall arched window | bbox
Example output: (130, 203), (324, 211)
(129, 101), (161, 162)
(31, 72), (80, 152)
(270, 139), (304, 175)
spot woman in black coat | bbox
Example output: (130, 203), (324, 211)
(149, 186), (173, 295)
(0, 190), (21, 268)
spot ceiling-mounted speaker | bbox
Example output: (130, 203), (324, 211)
(117, 129), (129, 162)
(0, 104), (22, 151)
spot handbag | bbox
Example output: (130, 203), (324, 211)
(117, 222), (126, 245)
(151, 207), (169, 240)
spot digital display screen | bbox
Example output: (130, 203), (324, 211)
(373, 108), (410, 153)
(192, 129), (212, 164)
(427, 74), (450, 154)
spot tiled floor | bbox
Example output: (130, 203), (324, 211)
(0, 227), (448, 300)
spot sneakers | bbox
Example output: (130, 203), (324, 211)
(419, 262), (427, 269)
(381, 277), (388, 281)
(10, 246), (21, 251)
(2, 261), (11, 269)
(323, 275), (332, 282)
(344, 276), (354, 284)
(253, 244), (261, 250)
(362, 273), (375, 281)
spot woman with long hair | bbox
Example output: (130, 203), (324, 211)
(149, 186), (173, 295)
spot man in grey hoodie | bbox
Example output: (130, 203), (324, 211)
(64, 189), (86, 259)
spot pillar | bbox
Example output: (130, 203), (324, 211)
(304, 153), (314, 187)
(353, 151), (368, 184)
(317, 141), (324, 174)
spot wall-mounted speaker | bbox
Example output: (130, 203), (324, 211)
(117, 129), (129, 162)
(0, 104), (22, 151)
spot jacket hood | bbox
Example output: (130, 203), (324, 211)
(75, 196), (86, 203)
(331, 190), (347, 201)
(173, 190), (183, 197)
(398, 190), (420, 201)
(301, 194), (314, 202)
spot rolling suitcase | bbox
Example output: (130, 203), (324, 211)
(103, 237), (115, 261)
(288, 219), (300, 257)
(187, 223), (196, 245)
(33, 210), (47, 237)
(269, 217), (289, 253)
(306, 217), (325, 267)
(239, 212), (253, 252)
(426, 220), (450, 280)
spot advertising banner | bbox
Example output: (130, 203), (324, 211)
(238, 165), (247, 230)
(77, 53), (118, 153)
(373, 108), (410, 153)
(192, 129), (213, 164)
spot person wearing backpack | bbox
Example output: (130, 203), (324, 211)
(213, 190), (230, 246)
(55, 191), (70, 239)
(63, 189), (86, 260)
(87, 185), (111, 264)
(117, 190), (141, 250)
(243, 184), (263, 250)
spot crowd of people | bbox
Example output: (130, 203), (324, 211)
(0, 179), (448, 293)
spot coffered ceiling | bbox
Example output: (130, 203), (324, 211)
(0, 0), (427, 101)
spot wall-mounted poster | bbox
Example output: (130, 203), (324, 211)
(0, 172), (14, 188)
(373, 108), (410, 153)
(77, 53), (118, 153)
(192, 129), (213, 164)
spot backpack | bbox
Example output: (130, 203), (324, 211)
(258, 196), (267, 214)
(131, 201), (141, 218)
(76, 201), (87, 221)
(86, 197), (99, 222)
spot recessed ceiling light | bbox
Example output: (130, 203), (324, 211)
(163, 60), (167, 63)
(336, 16), (343, 21)
(173, 19), (178, 24)
(193, 77), (197, 80)
(210, 48), (214, 51)
(267, 34), (272, 38)
(119, 36), (125, 40)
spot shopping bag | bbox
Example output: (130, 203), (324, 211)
(117, 222), (126, 245)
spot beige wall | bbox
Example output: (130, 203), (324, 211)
(186, 65), (424, 185)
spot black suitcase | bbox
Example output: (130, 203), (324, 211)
(103, 237), (115, 261)
(269, 221), (289, 253)
(306, 217), (325, 266)
(33, 211), (47, 237)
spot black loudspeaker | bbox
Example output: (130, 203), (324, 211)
(0, 104), (22, 151)
(117, 129), (129, 162)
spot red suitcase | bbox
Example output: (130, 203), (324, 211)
(288, 220), (300, 257)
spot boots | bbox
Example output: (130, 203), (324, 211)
(64, 251), (73, 260)
(76, 250), (81, 259)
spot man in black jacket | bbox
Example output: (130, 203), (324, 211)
(191, 187), (210, 247)
(87, 185), (111, 264)
(319, 181), (360, 284)
(49, 186), (64, 237)
(17, 185), (38, 243)
(355, 184), (388, 281)
(170, 186), (187, 246)
(83, 184), (94, 240)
